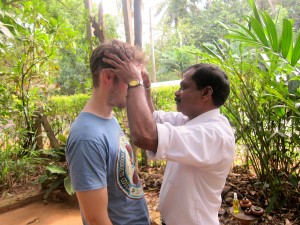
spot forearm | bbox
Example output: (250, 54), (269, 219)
(76, 189), (113, 225)
(145, 87), (155, 113)
(86, 218), (112, 225)
(127, 86), (158, 151)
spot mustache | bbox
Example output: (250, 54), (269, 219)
(175, 97), (181, 103)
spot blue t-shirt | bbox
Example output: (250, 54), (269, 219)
(66, 112), (149, 225)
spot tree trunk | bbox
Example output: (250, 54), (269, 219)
(122, 0), (133, 45)
(41, 114), (60, 149)
(84, 0), (93, 52)
(149, 8), (156, 82)
(134, 0), (142, 48)
(34, 111), (43, 150)
(98, 1), (105, 43)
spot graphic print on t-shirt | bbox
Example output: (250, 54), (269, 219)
(116, 134), (144, 199)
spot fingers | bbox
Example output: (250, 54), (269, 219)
(102, 57), (118, 69)
(141, 70), (150, 80)
(116, 49), (128, 62)
(103, 50), (129, 63)
(141, 69), (149, 77)
(103, 52), (121, 67)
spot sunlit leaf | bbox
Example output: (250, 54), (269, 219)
(248, 0), (262, 24)
(291, 32), (300, 66)
(281, 19), (293, 59)
(231, 21), (258, 41)
(213, 40), (225, 60)
(225, 34), (262, 47)
(46, 165), (66, 174)
(250, 17), (269, 47)
(64, 176), (75, 195)
(201, 43), (222, 62)
(262, 12), (278, 52)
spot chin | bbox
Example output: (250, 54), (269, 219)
(117, 104), (126, 109)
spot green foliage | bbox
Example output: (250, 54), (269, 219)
(155, 45), (202, 81)
(103, 14), (120, 40)
(0, 135), (40, 192)
(201, 0), (300, 211)
(0, 0), (79, 150)
(37, 135), (74, 200)
(57, 48), (91, 95)
(46, 86), (178, 136)
(151, 86), (178, 111)
(225, 0), (300, 67)
(47, 94), (90, 135)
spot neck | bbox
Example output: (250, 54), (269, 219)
(82, 88), (113, 119)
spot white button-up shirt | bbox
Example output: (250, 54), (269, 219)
(148, 108), (235, 225)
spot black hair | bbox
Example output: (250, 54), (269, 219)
(184, 63), (230, 107)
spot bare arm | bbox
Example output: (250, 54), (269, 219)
(142, 70), (155, 113)
(126, 86), (158, 151)
(103, 52), (158, 151)
(76, 188), (113, 225)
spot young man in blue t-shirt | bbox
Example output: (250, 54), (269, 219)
(66, 40), (150, 225)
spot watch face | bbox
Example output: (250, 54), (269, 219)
(128, 79), (142, 87)
(129, 79), (140, 86)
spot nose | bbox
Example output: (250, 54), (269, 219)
(175, 90), (180, 96)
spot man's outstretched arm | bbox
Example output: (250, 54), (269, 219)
(103, 52), (158, 152)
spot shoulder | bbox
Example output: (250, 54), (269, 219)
(70, 113), (120, 139)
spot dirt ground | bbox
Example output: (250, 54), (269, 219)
(0, 200), (82, 225)
(0, 167), (298, 225)
(0, 191), (161, 225)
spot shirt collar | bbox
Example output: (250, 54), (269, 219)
(185, 108), (220, 125)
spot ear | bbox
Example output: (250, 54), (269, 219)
(101, 69), (115, 84)
(201, 86), (213, 98)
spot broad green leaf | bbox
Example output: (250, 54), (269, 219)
(248, 0), (262, 24)
(213, 40), (225, 59)
(291, 32), (300, 66)
(225, 34), (262, 47)
(201, 43), (222, 62)
(289, 76), (300, 81)
(231, 21), (258, 41)
(262, 12), (278, 52)
(250, 17), (269, 47)
(281, 19), (293, 59)
(58, 134), (67, 144)
(64, 176), (75, 195)
(46, 165), (66, 174)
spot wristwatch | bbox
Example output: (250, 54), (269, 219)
(128, 79), (143, 88)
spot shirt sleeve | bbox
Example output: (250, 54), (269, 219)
(153, 110), (188, 125)
(67, 140), (107, 191)
(154, 121), (235, 167)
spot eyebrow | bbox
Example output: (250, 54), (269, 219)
(180, 80), (188, 86)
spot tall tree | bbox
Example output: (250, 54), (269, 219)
(97, 1), (105, 43)
(149, 7), (156, 82)
(91, 1), (106, 44)
(84, 0), (93, 52)
(134, 0), (142, 47)
(122, 0), (133, 44)
(155, 0), (196, 28)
